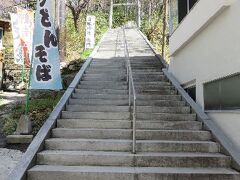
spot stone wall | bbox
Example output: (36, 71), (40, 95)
(0, 26), (29, 91)
(3, 54), (30, 90)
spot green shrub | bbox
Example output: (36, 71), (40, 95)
(2, 92), (63, 136)
(141, 12), (170, 62)
(2, 116), (18, 136)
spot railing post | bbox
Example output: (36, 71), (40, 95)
(123, 27), (137, 155)
(127, 64), (129, 83)
(128, 70), (131, 107)
(132, 96), (136, 154)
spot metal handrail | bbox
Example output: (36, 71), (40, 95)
(122, 27), (137, 154)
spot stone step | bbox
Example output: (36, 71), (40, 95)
(87, 68), (126, 72)
(45, 138), (218, 153)
(91, 59), (124, 62)
(137, 89), (178, 95)
(28, 165), (240, 180)
(137, 95), (181, 101)
(136, 106), (191, 113)
(61, 111), (130, 120)
(135, 82), (170, 86)
(136, 100), (186, 107)
(130, 57), (157, 61)
(66, 105), (129, 112)
(52, 128), (212, 141)
(90, 63), (125, 66)
(130, 62), (161, 65)
(132, 69), (162, 73)
(136, 113), (196, 121)
(85, 69), (126, 74)
(91, 59), (125, 63)
(75, 88), (177, 95)
(37, 151), (230, 168)
(89, 66), (125, 69)
(57, 119), (131, 129)
(75, 88), (128, 94)
(90, 62), (125, 65)
(68, 99), (128, 105)
(82, 76), (126, 81)
(65, 105), (190, 113)
(80, 81), (127, 86)
(132, 73), (165, 77)
(88, 65), (125, 69)
(71, 94), (182, 101)
(83, 74), (126, 78)
(131, 67), (162, 71)
(77, 84), (128, 90)
(131, 66), (162, 70)
(61, 110), (196, 121)
(57, 119), (202, 130)
(68, 98), (186, 107)
(45, 138), (132, 152)
(84, 72), (126, 77)
(130, 62), (161, 66)
(71, 93), (128, 100)
(132, 72), (164, 75)
(91, 60), (125, 63)
(133, 77), (167, 82)
(135, 85), (174, 90)
(136, 120), (202, 130)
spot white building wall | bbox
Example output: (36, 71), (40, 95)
(168, 0), (240, 149)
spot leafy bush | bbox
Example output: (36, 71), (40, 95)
(141, 12), (170, 62)
(112, 5), (137, 28)
(2, 116), (18, 136)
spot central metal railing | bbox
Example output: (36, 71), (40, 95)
(122, 27), (137, 154)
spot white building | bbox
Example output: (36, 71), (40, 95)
(169, 0), (240, 150)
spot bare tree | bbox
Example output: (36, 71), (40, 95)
(0, 0), (37, 19)
(0, 0), (20, 19)
(66, 0), (90, 32)
(161, 0), (168, 58)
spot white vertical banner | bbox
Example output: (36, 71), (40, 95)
(17, 8), (34, 65)
(30, 0), (62, 90)
(85, 15), (96, 49)
(10, 13), (24, 65)
(10, 9), (34, 65)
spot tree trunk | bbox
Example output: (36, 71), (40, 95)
(73, 16), (79, 32)
(162, 0), (168, 58)
(148, 1), (152, 25)
(109, 0), (113, 28)
(59, 0), (66, 62)
(137, 0), (141, 28)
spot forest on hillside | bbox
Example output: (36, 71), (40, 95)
(64, 0), (169, 61)
(0, 0), (170, 62)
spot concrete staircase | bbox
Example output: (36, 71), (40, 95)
(27, 29), (240, 180)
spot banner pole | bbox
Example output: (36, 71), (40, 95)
(24, 9), (35, 116)
(24, 63), (32, 115)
